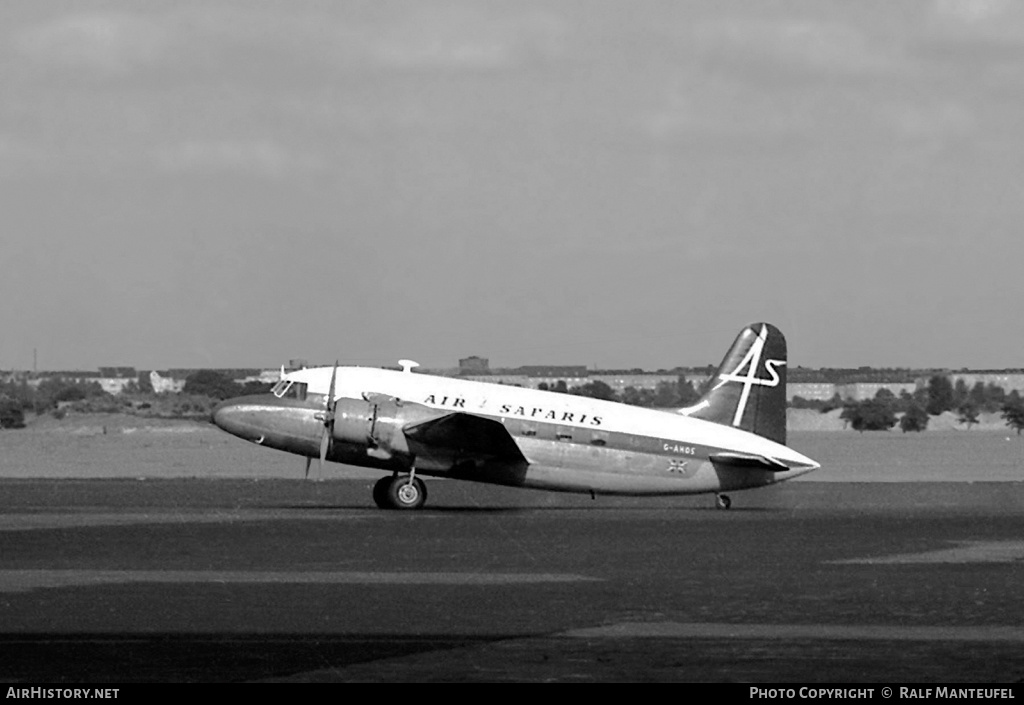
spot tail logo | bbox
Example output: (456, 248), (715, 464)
(711, 325), (786, 427)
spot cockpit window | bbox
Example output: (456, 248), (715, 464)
(271, 380), (291, 398)
(271, 381), (308, 400)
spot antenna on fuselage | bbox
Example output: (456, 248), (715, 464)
(398, 359), (419, 373)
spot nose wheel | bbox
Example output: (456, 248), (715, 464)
(715, 493), (731, 510)
(373, 473), (427, 510)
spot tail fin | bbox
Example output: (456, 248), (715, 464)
(679, 322), (788, 445)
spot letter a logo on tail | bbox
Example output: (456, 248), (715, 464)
(711, 325), (786, 427)
(681, 323), (789, 445)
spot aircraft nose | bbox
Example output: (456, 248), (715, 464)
(212, 398), (273, 441)
(212, 399), (248, 437)
(212, 394), (311, 445)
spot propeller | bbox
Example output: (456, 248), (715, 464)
(308, 361), (339, 479)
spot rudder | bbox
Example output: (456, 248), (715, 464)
(680, 322), (788, 444)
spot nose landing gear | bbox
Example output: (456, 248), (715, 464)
(373, 472), (428, 510)
(715, 493), (731, 510)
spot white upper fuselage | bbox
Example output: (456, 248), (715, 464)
(281, 366), (818, 472)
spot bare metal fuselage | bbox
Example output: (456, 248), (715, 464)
(213, 368), (817, 497)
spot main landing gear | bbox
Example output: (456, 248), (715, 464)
(373, 472), (428, 510)
(715, 493), (732, 510)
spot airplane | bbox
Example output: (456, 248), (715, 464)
(212, 322), (819, 510)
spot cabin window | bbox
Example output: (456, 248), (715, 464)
(590, 431), (609, 447)
(521, 423), (538, 437)
(556, 427), (573, 441)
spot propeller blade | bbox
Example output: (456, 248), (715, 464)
(304, 456), (312, 480)
(310, 361), (340, 480)
(327, 360), (338, 412)
(319, 426), (331, 471)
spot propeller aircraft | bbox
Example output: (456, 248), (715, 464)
(212, 323), (819, 510)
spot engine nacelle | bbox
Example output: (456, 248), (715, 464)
(331, 395), (444, 460)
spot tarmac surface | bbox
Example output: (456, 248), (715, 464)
(2, 477), (1024, 682)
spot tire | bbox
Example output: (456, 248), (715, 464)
(383, 475), (427, 510)
(715, 493), (731, 510)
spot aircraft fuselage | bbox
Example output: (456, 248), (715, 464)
(214, 366), (818, 496)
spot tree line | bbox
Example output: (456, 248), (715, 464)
(538, 375), (707, 409)
(0, 370), (274, 429)
(559, 374), (1024, 435)
(4, 370), (1023, 436)
(818, 376), (1024, 434)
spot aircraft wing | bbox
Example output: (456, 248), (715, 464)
(402, 412), (529, 464)
(709, 451), (805, 472)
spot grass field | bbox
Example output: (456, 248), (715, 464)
(0, 418), (344, 480)
(791, 430), (1024, 482)
(0, 414), (1021, 482)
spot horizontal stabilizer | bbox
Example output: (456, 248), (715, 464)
(709, 451), (806, 472)
(403, 412), (528, 463)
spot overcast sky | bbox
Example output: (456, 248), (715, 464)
(1, 0), (1022, 372)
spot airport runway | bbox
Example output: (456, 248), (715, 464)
(1, 478), (1023, 682)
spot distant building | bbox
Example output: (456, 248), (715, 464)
(18, 362), (1024, 401)
(787, 382), (838, 402)
(514, 365), (588, 378)
(98, 367), (137, 379)
(835, 382), (918, 402)
(149, 370), (185, 394)
(590, 374), (704, 393)
(26, 370), (100, 388)
(459, 356), (489, 374)
(96, 367), (138, 395)
(96, 378), (135, 395)
(949, 372), (1024, 394)
(461, 374), (532, 387)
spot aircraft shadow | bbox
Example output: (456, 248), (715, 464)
(266, 503), (529, 514)
(262, 502), (781, 514)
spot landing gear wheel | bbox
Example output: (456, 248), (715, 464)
(372, 476), (392, 509)
(379, 474), (427, 510)
(715, 493), (731, 510)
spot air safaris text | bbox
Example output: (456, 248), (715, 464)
(423, 395), (603, 426)
(497, 404), (602, 426)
